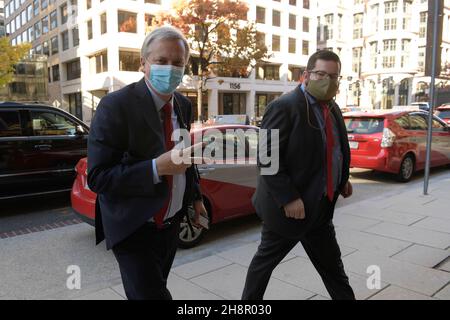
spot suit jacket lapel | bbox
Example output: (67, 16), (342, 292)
(173, 92), (187, 130)
(134, 77), (164, 145)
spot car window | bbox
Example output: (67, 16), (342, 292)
(344, 118), (384, 134)
(432, 118), (446, 132)
(395, 116), (410, 130)
(203, 129), (258, 161)
(436, 111), (450, 118)
(409, 115), (428, 130)
(0, 111), (22, 137)
(30, 111), (78, 136)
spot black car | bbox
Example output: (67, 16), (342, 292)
(0, 102), (89, 200)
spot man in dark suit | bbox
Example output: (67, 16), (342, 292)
(242, 50), (355, 300)
(87, 26), (208, 300)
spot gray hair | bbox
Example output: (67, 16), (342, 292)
(141, 26), (190, 61)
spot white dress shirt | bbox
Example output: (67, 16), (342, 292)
(146, 81), (187, 222)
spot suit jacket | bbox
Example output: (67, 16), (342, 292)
(87, 78), (202, 250)
(252, 85), (351, 239)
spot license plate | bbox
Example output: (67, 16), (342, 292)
(349, 141), (359, 149)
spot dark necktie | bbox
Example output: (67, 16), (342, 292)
(154, 102), (175, 228)
(321, 102), (335, 202)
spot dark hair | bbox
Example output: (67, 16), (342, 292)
(307, 50), (341, 72)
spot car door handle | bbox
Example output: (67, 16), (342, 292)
(34, 144), (52, 151)
(198, 167), (216, 175)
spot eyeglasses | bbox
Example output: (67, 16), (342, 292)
(309, 70), (342, 81)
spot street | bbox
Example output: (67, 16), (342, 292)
(0, 167), (449, 300)
(1, 167), (448, 242)
(1, 167), (448, 263)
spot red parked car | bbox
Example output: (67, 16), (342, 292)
(344, 110), (450, 182)
(71, 125), (259, 248)
(436, 104), (450, 125)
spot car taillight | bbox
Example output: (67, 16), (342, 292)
(381, 128), (396, 148)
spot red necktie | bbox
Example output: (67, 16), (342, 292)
(154, 103), (175, 228)
(321, 103), (335, 202)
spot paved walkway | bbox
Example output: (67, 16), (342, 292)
(1, 174), (449, 300)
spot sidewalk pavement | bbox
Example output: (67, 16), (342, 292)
(1, 174), (449, 300)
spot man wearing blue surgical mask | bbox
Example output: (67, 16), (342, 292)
(88, 26), (208, 300)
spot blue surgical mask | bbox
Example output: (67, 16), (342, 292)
(147, 64), (185, 95)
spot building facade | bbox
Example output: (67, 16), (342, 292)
(4, 0), (317, 124)
(317, 0), (450, 109)
(0, 0), (5, 37)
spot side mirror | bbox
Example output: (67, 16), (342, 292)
(75, 125), (86, 136)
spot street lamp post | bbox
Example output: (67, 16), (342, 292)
(424, 0), (440, 195)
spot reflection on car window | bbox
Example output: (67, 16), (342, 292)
(409, 115), (428, 131)
(203, 129), (258, 161)
(345, 118), (384, 134)
(0, 111), (22, 137)
(30, 111), (77, 136)
(395, 116), (410, 130)
(436, 111), (450, 118)
(432, 119), (445, 131)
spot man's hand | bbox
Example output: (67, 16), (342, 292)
(340, 181), (353, 198)
(283, 198), (306, 220)
(155, 142), (205, 176)
(192, 200), (209, 229)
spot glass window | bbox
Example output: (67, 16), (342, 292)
(101, 13), (107, 34)
(87, 20), (92, 39)
(52, 64), (60, 81)
(42, 15), (49, 34)
(288, 38), (296, 54)
(256, 64), (280, 80)
(0, 111), (22, 137)
(35, 44), (42, 54)
(119, 50), (140, 71)
(28, 27), (34, 41)
(27, 5), (33, 21)
(66, 59), (81, 80)
(72, 27), (79, 46)
(33, 0), (39, 16)
(118, 11), (137, 33)
(41, 0), (48, 10)
(432, 118), (446, 131)
(50, 10), (57, 30)
(436, 110), (450, 119)
(51, 36), (58, 55)
(21, 10), (27, 26)
(90, 50), (108, 73)
(30, 111), (77, 136)
(395, 116), (410, 130)
(60, 3), (68, 24)
(409, 115), (428, 130)
(256, 7), (265, 24)
(61, 30), (69, 50)
(289, 14), (296, 30)
(272, 35), (280, 52)
(302, 40), (309, 55)
(34, 21), (42, 39)
(42, 40), (49, 56)
(272, 10), (280, 27)
(345, 117), (385, 134)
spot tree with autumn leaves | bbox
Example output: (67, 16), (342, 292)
(152, 0), (269, 121)
(0, 37), (32, 87)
